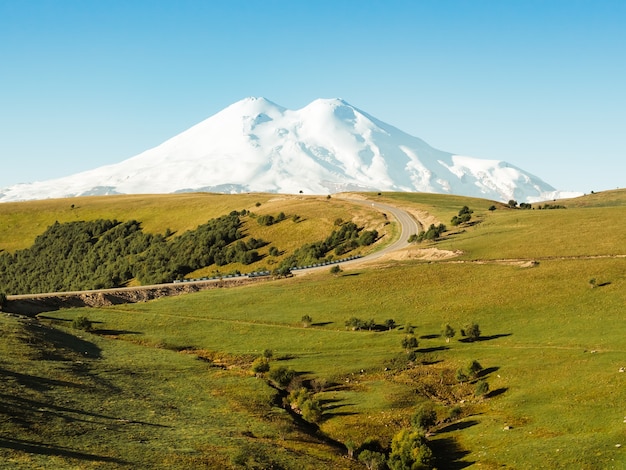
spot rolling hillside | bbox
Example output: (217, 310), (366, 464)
(1, 189), (626, 469)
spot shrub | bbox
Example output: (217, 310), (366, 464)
(442, 323), (455, 342)
(464, 322), (481, 342)
(72, 315), (93, 331)
(251, 357), (270, 375)
(330, 265), (342, 275)
(475, 379), (490, 397)
(411, 404), (438, 432)
(467, 359), (484, 378)
(402, 335), (418, 351)
(268, 366), (296, 388)
(451, 206), (473, 226)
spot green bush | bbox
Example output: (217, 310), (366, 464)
(268, 366), (296, 388)
(411, 404), (437, 432)
(72, 315), (93, 331)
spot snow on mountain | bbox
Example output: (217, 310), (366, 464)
(0, 97), (579, 203)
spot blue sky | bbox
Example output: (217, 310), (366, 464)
(1, 0), (624, 193)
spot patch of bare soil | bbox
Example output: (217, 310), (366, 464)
(386, 247), (464, 262)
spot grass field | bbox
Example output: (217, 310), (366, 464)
(2, 190), (626, 468)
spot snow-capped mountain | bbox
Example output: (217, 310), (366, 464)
(0, 97), (578, 203)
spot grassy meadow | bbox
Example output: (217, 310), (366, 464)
(2, 189), (626, 468)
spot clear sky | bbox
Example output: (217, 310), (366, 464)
(1, 0), (624, 193)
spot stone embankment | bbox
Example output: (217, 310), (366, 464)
(4, 278), (263, 316)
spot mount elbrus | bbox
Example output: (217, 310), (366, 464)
(0, 97), (577, 203)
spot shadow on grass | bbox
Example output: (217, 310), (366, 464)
(420, 334), (441, 339)
(430, 436), (474, 469)
(22, 320), (102, 360)
(92, 329), (142, 336)
(0, 368), (87, 392)
(477, 366), (500, 378)
(436, 419), (479, 434)
(486, 387), (508, 399)
(417, 346), (449, 353)
(0, 393), (170, 428)
(0, 436), (130, 465)
(311, 322), (333, 327)
(459, 333), (512, 343)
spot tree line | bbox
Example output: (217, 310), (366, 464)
(0, 211), (262, 294)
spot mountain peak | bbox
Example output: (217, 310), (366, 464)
(0, 98), (580, 203)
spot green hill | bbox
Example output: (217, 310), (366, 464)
(2, 190), (626, 469)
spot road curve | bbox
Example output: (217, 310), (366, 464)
(343, 197), (421, 261)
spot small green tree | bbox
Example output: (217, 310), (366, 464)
(330, 265), (342, 275)
(358, 450), (387, 470)
(411, 404), (437, 432)
(301, 314), (313, 327)
(465, 322), (481, 342)
(388, 429), (433, 470)
(467, 359), (483, 379)
(442, 323), (455, 343)
(384, 319), (397, 330)
(475, 379), (490, 397)
(402, 335), (418, 352)
(262, 348), (273, 359)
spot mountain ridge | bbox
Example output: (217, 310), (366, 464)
(0, 97), (581, 203)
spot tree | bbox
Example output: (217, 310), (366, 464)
(464, 322), (481, 342)
(388, 429), (433, 470)
(442, 323), (455, 343)
(507, 199), (518, 208)
(402, 335), (418, 352)
(301, 314), (312, 327)
(411, 404), (437, 432)
(475, 379), (490, 397)
(467, 359), (483, 379)
(346, 317), (365, 330)
(451, 206), (473, 226)
(358, 450), (386, 470)
(330, 265), (342, 275)
(262, 348), (273, 359)
(384, 319), (397, 330)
